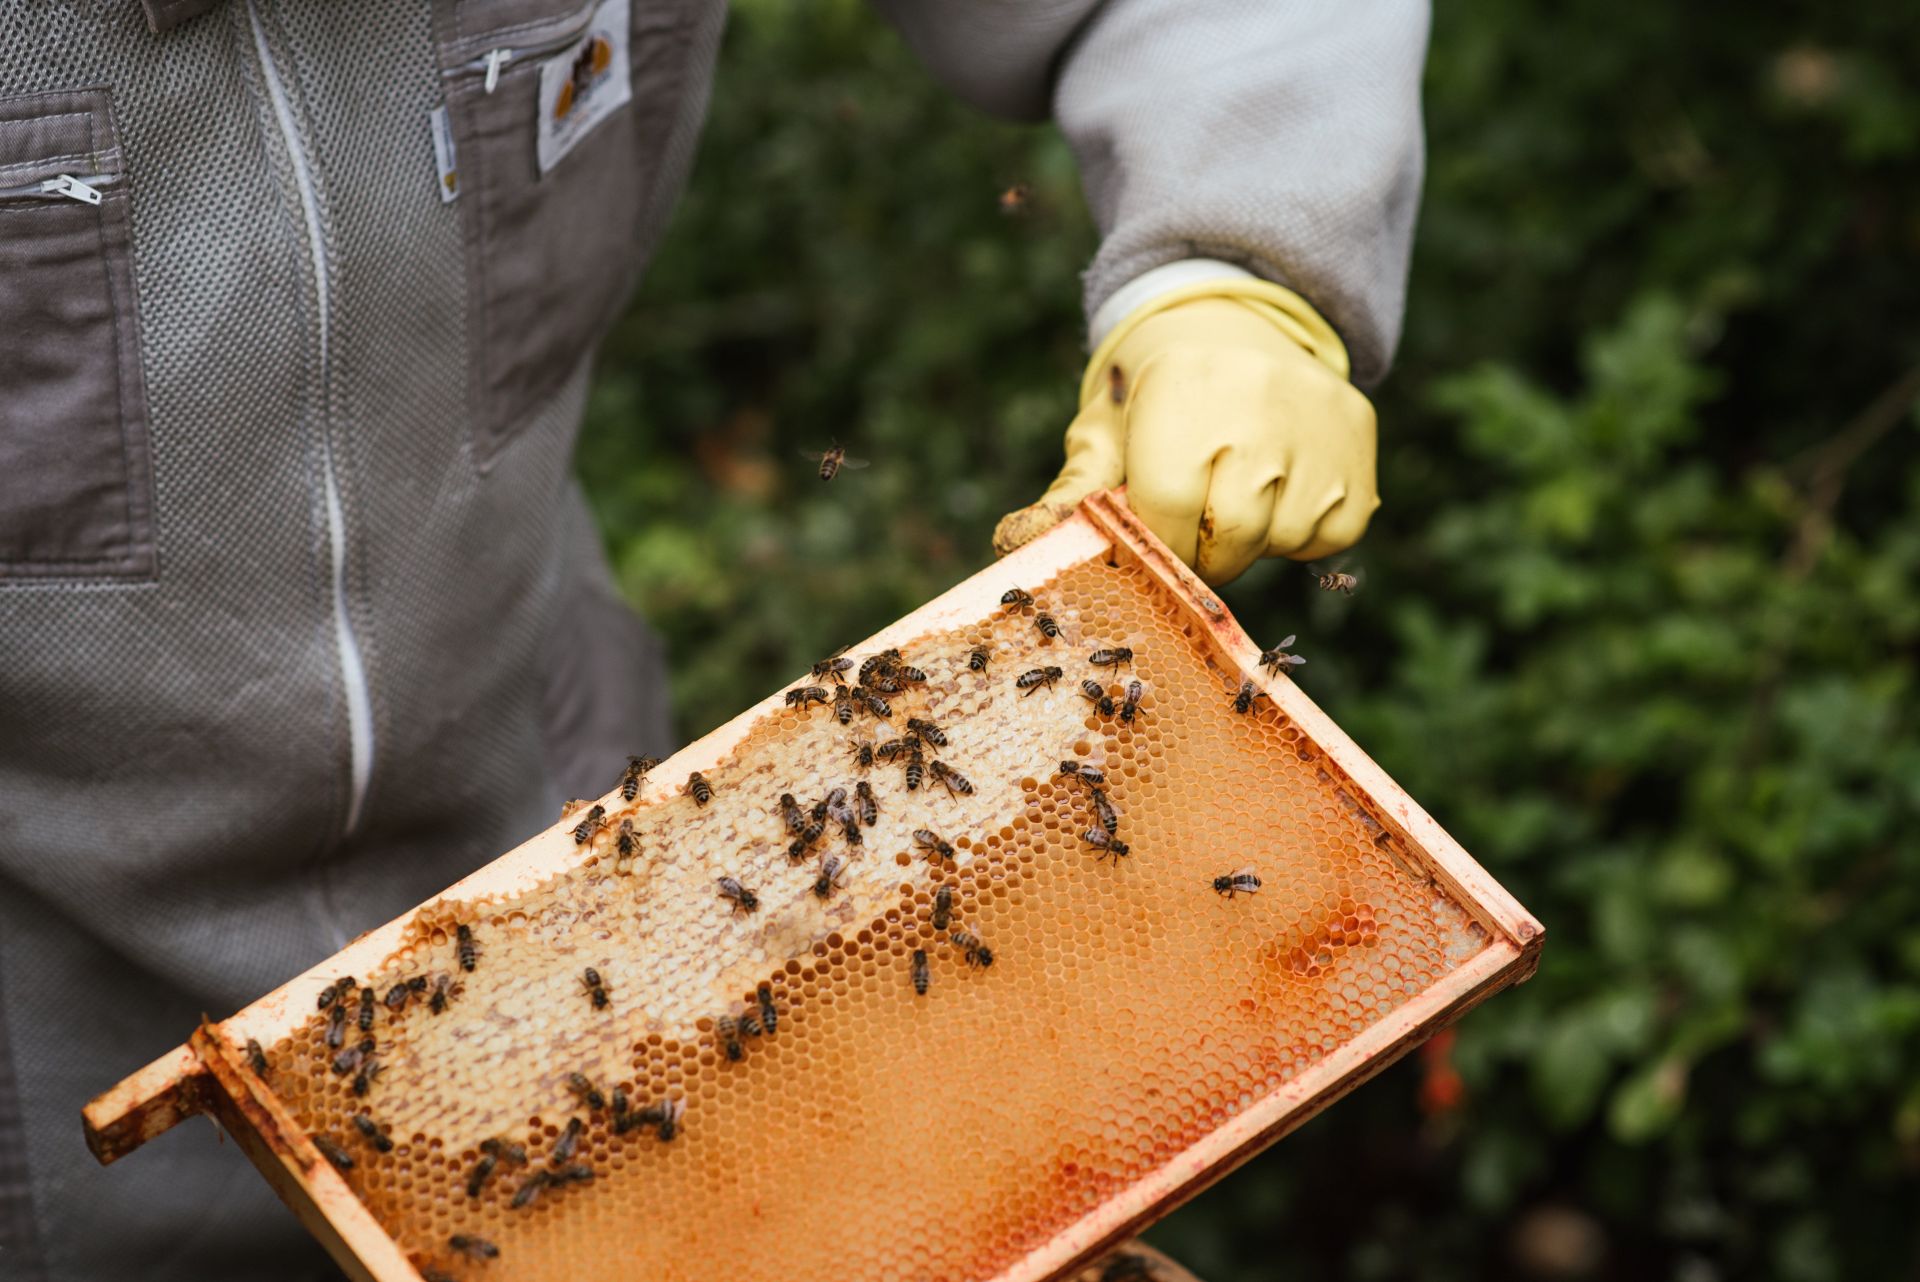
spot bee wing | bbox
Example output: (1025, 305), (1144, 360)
(1231, 865), (1258, 879)
(797, 447), (830, 462)
(836, 455), (871, 470)
(1277, 634), (1297, 649)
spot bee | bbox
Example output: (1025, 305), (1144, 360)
(449, 1234), (500, 1261)
(813, 853), (846, 899)
(351, 1112), (393, 1154)
(1100, 1252), (1157, 1281)
(842, 819), (864, 847)
(766, 794), (800, 839)
(582, 967), (610, 1009)
(383, 982), (410, 1012)
(1057, 760), (1105, 786)
(326, 1002), (348, 1049)
(480, 1136), (528, 1166)
(802, 442), (869, 482)
(929, 760), (974, 797)
(313, 1135), (354, 1172)
(1119, 679), (1144, 723)
(812, 653), (855, 684)
(968, 646), (991, 673)
(865, 670), (905, 694)
(686, 772), (714, 806)
(855, 688), (892, 719)
(874, 736), (916, 763)
(857, 648), (901, 685)
(997, 182), (1031, 215)
(352, 1060), (382, 1097)
(822, 786), (852, 825)
(739, 1008), (765, 1038)
(911, 949), (930, 995)
(849, 739), (875, 769)
(634, 1098), (684, 1141)
(1001, 587), (1034, 611)
(914, 829), (956, 863)
(1213, 867), (1263, 898)
(317, 975), (355, 1011)
(1318, 571), (1359, 594)
(614, 818), (639, 874)
(465, 1152), (497, 1198)
(896, 664), (929, 685)
(757, 986), (779, 1034)
(1080, 679), (1116, 716)
(245, 1038), (270, 1079)
(566, 1074), (606, 1111)
(931, 885), (954, 931)
(903, 716), (946, 748)
(950, 929), (995, 968)
(717, 1015), (746, 1062)
(456, 923), (477, 973)
(1034, 613), (1061, 641)
(552, 1116), (585, 1162)
(1083, 827), (1131, 862)
(786, 836), (813, 862)
(855, 780), (878, 826)
(572, 803), (606, 844)
(1107, 364), (1127, 407)
(718, 877), (760, 914)
(510, 1171), (552, 1209)
(1089, 646), (1133, 673)
(429, 974), (454, 1014)
(332, 1037), (373, 1076)
(1016, 666), (1063, 695)
(1232, 678), (1272, 714)
(832, 684), (855, 725)
(1258, 636), (1306, 678)
(786, 685), (830, 709)
(619, 755), (659, 802)
(554, 1163), (594, 1185)
(357, 987), (376, 1033)
(1089, 787), (1119, 836)
(904, 758), (925, 792)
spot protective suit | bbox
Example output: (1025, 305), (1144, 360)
(0, 2), (1425, 1278)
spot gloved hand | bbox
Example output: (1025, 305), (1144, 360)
(993, 280), (1380, 586)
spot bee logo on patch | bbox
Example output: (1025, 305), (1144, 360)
(554, 37), (614, 121)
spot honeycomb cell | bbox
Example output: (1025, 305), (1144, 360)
(256, 554), (1490, 1282)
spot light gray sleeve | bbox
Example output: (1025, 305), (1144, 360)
(871, 0), (1431, 387)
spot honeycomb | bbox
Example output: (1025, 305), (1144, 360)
(254, 554), (1491, 1282)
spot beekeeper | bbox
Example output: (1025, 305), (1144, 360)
(0, 2), (1424, 1278)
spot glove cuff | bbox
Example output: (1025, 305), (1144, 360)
(1078, 276), (1352, 408)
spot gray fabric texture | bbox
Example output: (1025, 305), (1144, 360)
(873, 0), (1431, 386)
(0, 2), (1421, 1279)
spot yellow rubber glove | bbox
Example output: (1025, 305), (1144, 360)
(993, 280), (1380, 585)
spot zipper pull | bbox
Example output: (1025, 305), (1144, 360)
(482, 48), (511, 94)
(41, 174), (103, 205)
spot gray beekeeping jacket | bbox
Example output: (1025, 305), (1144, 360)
(0, 1), (1426, 1278)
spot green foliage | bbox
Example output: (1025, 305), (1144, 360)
(580, 1), (1920, 1276)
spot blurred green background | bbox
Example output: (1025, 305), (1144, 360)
(579, 2), (1920, 1278)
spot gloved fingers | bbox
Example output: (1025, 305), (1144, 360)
(1264, 454), (1354, 559)
(992, 399), (1126, 558)
(1192, 451), (1282, 587)
(1284, 489), (1381, 563)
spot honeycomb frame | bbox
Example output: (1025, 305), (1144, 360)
(85, 490), (1543, 1282)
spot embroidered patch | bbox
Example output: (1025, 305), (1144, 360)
(428, 104), (459, 202)
(535, 0), (632, 176)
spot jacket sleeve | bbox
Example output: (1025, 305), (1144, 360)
(868, 0), (1431, 388)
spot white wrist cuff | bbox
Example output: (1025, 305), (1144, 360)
(1088, 258), (1257, 347)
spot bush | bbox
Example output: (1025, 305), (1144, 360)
(581, 2), (1920, 1276)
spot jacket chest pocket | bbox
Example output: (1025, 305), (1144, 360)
(0, 88), (154, 581)
(436, 0), (702, 466)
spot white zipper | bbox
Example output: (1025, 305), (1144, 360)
(454, 4), (600, 93)
(247, 0), (376, 845)
(0, 173), (117, 203)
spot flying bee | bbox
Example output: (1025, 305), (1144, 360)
(968, 646), (991, 673)
(1258, 636), (1306, 678)
(904, 758), (925, 792)
(832, 684), (855, 724)
(911, 949), (930, 995)
(813, 853), (846, 899)
(929, 761), (974, 797)
(357, 987), (376, 1033)
(352, 1112), (393, 1154)
(896, 664), (929, 684)
(812, 653), (855, 684)
(849, 739), (875, 769)
(456, 924), (477, 972)
(1108, 364), (1127, 406)
(481, 1136), (528, 1166)
(326, 1002), (347, 1049)
(1232, 678), (1272, 714)
(914, 829), (956, 863)
(449, 1234), (499, 1261)
(997, 182), (1031, 215)
(686, 772), (714, 806)
(317, 975), (355, 1011)
(245, 1038), (270, 1079)
(1317, 570), (1359, 594)
(1119, 679), (1144, 723)
(718, 877), (760, 914)
(1083, 827), (1131, 862)
(1080, 679), (1116, 717)
(905, 717), (948, 748)
(1057, 760), (1105, 786)
(429, 974), (454, 1014)
(1213, 867), (1263, 898)
(465, 1152), (497, 1198)
(856, 688), (892, 719)
(582, 967), (610, 1009)
(855, 780), (878, 826)
(716, 1015), (746, 1062)
(571, 803), (606, 844)
(801, 441), (869, 482)
(786, 685), (830, 709)
(1001, 587), (1033, 611)
(1089, 646), (1133, 673)
(931, 885), (954, 932)
(1016, 666), (1063, 695)
(1089, 787), (1120, 836)
(757, 986), (779, 1035)
(510, 1171), (551, 1209)
(950, 929), (995, 968)
(552, 1117), (585, 1162)
(614, 818), (639, 874)
(1034, 613), (1061, 641)
(566, 1073), (606, 1112)
(313, 1135), (354, 1172)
